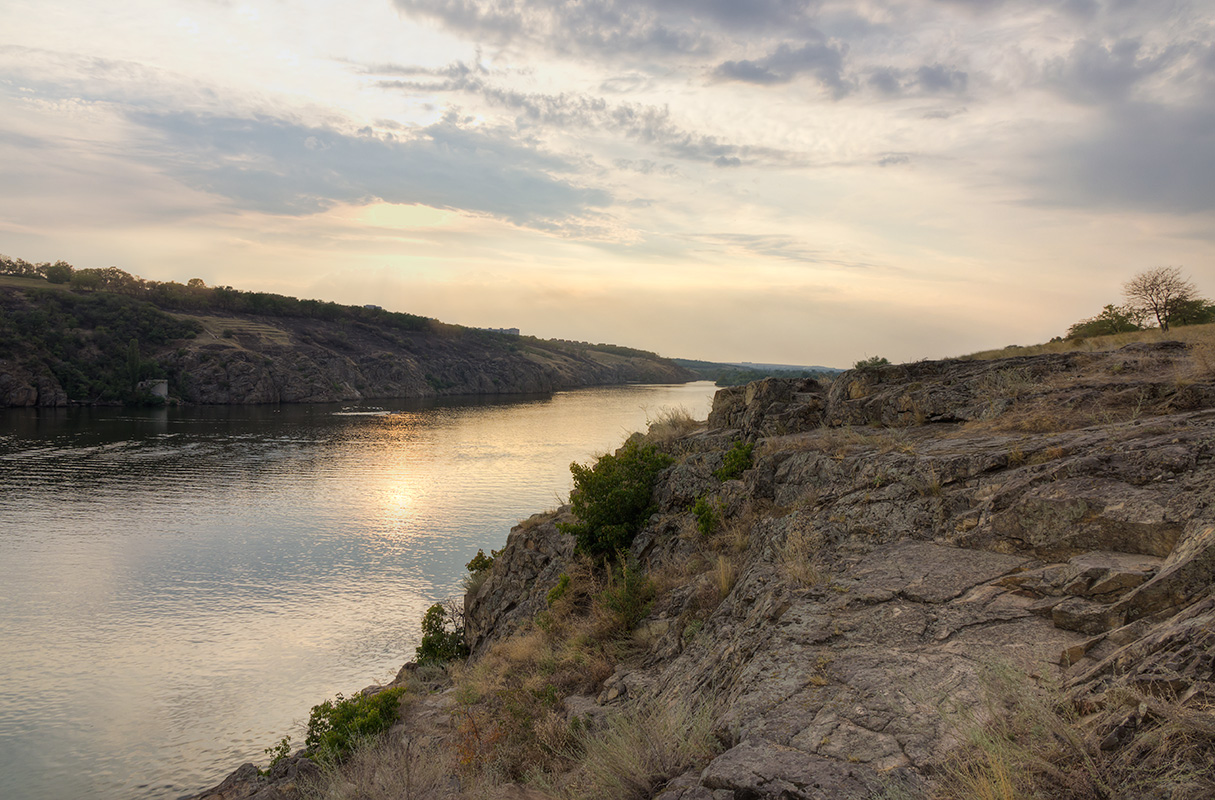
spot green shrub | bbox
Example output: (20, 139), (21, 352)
(547, 573), (571, 606)
(260, 735), (291, 775)
(598, 558), (655, 633)
(714, 441), (754, 481)
(692, 495), (719, 536)
(559, 439), (673, 560)
(415, 603), (469, 665)
(463, 548), (500, 595)
(853, 355), (890, 369)
(305, 687), (406, 763)
(465, 548), (499, 574)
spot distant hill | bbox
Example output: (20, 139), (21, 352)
(0, 260), (694, 406)
(673, 357), (841, 387)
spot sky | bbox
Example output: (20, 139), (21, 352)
(1, 0), (1213, 367)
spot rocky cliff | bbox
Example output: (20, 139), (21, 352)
(192, 340), (1215, 800)
(0, 283), (693, 406)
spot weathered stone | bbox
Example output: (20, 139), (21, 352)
(700, 740), (871, 799)
(1051, 597), (1125, 635)
(464, 510), (577, 657)
(197, 345), (1215, 799)
(1114, 524), (1215, 623)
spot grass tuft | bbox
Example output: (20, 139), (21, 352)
(571, 701), (721, 800)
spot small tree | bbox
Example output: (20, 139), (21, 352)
(1169, 297), (1215, 327)
(43, 261), (73, 284)
(1065, 304), (1143, 339)
(415, 601), (468, 665)
(558, 439), (673, 560)
(1123, 267), (1198, 332)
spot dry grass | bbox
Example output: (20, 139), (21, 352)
(776, 526), (825, 586)
(958, 322), (1215, 361)
(644, 405), (701, 444)
(0, 274), (73, 291)
(934, 662), (1109, 800)
(448, 563), (621, 782)
(973, 367), (1035, 413)
(565, 701), (721, 800)
(1099, 689), (1215, 799)
(935, 661), (1215, 800)
(781, 425), (887, 459)
(303, 734), (458, 800)
(185, 314), (294, 345)
(713, 555), (737, 600)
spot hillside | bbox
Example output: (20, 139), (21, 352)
(0, 274), (693, 406)
(194, 338), (1215, 800)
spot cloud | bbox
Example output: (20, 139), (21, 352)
(877, 153), (912, 166)
(713, 39), (852, 96)
(1046, 38), (1186, 104)
(392, 0), (707, 57)
(916, 64), (968, 93)
(867, 63), (968, 96)
(696, 233), (881, 269)
(1033, 101), (1215, 213)
(376, 64), (809, 166)
(392, 0), (826, 57)
(929, 0), (1097, 14)
(125, 111), (612, 226)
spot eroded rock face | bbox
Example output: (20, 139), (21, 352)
(462, 343), (1215, 799)
(195, 342), (1215, 799)
(0, 362), (68, 406)
(465, 510), (577, 658)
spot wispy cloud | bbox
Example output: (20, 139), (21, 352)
(375, 63), (811, 166)
(713, 38), (853, 97)
(126, 110), (612, 225)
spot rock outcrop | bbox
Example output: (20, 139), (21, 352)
(190, 340), (1215, 799)
(462, 341), (1215, 799)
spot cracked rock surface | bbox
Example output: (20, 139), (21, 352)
(468, 342), (1215, 799)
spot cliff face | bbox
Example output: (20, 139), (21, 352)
(464, 341), (1215, 799)
(160, 317), (692, 404)
(189, 339), (1215, 800)
(0, 285), (693, 406)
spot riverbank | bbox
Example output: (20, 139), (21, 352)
(191, 340), (1215, 799)
(0, 384), (716, 800)
(0, 276), (694, 407)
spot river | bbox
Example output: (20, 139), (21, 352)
(0, 382), (716, 800)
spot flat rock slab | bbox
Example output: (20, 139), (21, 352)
(700, 739), (871, 799)
(845, 541), (1032, 604)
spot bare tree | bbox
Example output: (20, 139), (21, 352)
(1123, 267), (1198, 332)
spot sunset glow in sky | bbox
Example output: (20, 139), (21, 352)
(2, 1), (1213, 366)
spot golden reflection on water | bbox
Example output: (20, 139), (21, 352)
(0, 382), (716, 800)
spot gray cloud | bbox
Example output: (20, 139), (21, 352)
(376, 64), (809, 166)
(614, 158), (679, 176)
(867, 63), (968, 96)
(392, 0), (707, 57)
(699, 233), (882, 269)
(916, 64), (968, 93)
(930, 0), (1097, 14)
(393, 0), (824, 57)
(713, 39), (852, 96)
(1033, 100), (1215, 213)
(125, 111), (611, 225)
(1046, 38), (1186, 104)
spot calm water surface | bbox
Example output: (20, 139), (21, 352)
(0, 382), (715, 800)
